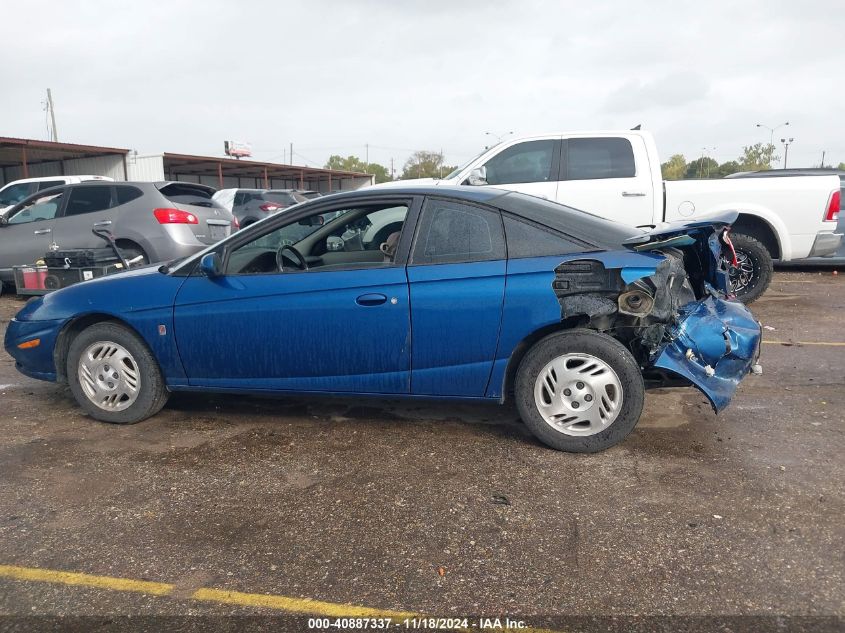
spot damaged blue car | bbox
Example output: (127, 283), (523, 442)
(4, 186), (761, 452)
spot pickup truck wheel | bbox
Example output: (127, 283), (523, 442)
(515, 329), (644, 453)
(726, 232), (773, 304)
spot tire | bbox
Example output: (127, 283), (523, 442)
(67, 322), (169, 424)
(726, 232), (773, 305)
(515, 329), (645, 453)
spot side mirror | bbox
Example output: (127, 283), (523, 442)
(200, 252), (223, 278)
(467, 166), (488, 186)
(326, 236), (344, 252)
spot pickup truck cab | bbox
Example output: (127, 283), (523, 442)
(379, 131), (842, 302)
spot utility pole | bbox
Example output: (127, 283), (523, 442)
(390, 157), (394, 180)
(820, 150), (826, 168)
(46, 88), (58, 142)
(439, 147), (444, 178)
(289, 142), (293, 165)
(781, 138), (794, 168)
(365, 143), (369, 173)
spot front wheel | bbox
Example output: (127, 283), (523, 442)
(67, 322), (169, 424)
(515, 330), (645, 453)
(725, 232), (773, 304)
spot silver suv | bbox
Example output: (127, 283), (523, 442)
(0, 181), (235, 287)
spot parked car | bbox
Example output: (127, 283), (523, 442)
(295, 189), (322, 200)
(212, 188), (309, 227)
(374, 130), (842, 303)
(4, 186), (761, 453)
(0, 175), (114, 214)
(0, 181), (235, 288)
(726, 168), (845, 265)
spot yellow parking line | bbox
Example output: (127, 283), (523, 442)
(0, 564), (174, 596)
(192, 587), (417, 618)
(0, 563), (418, 620)
(763, 340), (845, 347)
(0, 563), (568, 632)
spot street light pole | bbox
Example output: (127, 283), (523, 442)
(756, 121), (789, 148)
(781, 138), (794, 169)
(484, 131), (514, 144)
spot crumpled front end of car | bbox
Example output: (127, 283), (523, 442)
(552, 211), (762, 412)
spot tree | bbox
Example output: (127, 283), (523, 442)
(324, 155), (392, 183)
(661, 154), (687, 180)
(716, 160), (741, 178)
(684, 157), (719, 179)
(737, 143), (779, 171)
(837, 162), (845, 170)
(399, 151), (456, 180)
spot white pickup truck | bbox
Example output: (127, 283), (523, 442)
(381, 130), (842, 302)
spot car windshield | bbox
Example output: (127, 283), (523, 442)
(443, 147), (490, 180)
(0, 183), (34, 206)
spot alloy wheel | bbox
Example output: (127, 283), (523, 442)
(77, 341), (141, 412)
(533, 353), (624, 436)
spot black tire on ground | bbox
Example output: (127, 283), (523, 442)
(67, 322), (169, 424)
(514, 329), (645, 453)
(727, 232), (773, 305)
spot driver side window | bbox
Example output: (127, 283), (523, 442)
(8, 192), (63, 225)
(226, 203), (410, 275)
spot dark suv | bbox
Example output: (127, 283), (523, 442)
(212, 188), (310, 228)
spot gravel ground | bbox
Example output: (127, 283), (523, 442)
(0, 270), (842, 631)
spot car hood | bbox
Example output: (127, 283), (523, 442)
(14, 265), (186, 323)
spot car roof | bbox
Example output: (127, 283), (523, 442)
(317, 184), (506, 203)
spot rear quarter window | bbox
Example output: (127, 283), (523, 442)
(503, 215), (586, 258)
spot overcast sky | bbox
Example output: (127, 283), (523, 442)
(2, 0), (843, 173)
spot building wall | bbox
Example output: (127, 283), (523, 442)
(1, 154), (127, 185)
(125, 154), (166, 181)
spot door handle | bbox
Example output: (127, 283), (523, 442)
(33, 228), (52, 235)
(356, 293), (387, 306)
(621, 191), (647, 197)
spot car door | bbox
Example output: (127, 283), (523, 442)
(0, 189), (64, 276)
(406, 197), (507, 396)
(555, 135), (655, 226)
(172, 198), (419, 394)
(473, 138), (561, 200)
(51, 184), (117, 251)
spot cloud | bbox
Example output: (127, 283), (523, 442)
(603, 72), (711, 114)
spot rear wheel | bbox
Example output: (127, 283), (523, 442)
(515, 330), (644, 453)
(67, 322), (168, 424)
(726, 232), (772, 304)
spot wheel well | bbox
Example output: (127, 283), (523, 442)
(53, 314), (136, 383)
(241, 218), (259, 228)
(114, 239), (146, 256)
(731, 214), (780, 259)
(500, 316), (586, 402)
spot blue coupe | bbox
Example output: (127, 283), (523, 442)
(4, 186), (761, 452)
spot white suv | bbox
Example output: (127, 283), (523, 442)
(0, 175), (114, 213)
